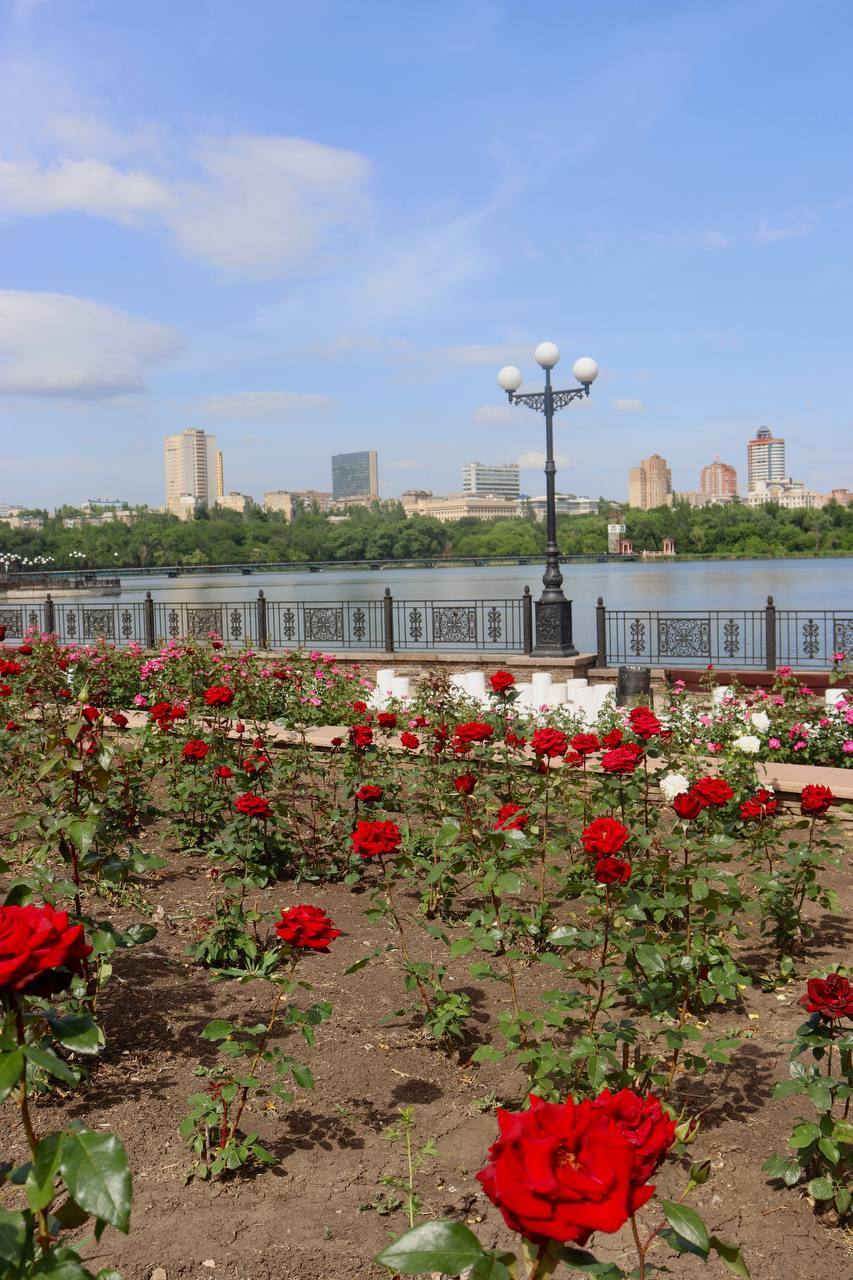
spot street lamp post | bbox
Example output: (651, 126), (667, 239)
(497, 343), (598, 657)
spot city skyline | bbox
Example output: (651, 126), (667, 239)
(0, 2), (851, 508)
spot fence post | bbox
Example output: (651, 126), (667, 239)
(596, 596), (607, 667)
(383, 587), (394, 653)
(765, 595), (776, 671)
(44, 593), (55, 634)
(144, 591), (156, 649)
(256, 589), (268, 650)
(522, 586), (533, 655)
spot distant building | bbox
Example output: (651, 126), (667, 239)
(527, 493), (598, 520)
(744, 479), (819, 509)
(164, 429), (223, 515)
(701, 456), (738, 500)
(628, 454), (673, 509)
(462, 461), (521, 501)
(331, 450), (378, 501)
(293, 489), (333, 512)
(216, 491), (253, 513)
(0, 514), (44, 529)
(263, 490), (298, 521)
(747, 426), (785, 492)
(402, 492), (521, 522)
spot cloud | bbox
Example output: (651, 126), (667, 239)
(196, 390), (332, 418)
(0, 291), (181, 397)
(517, 450), (568, 469)
(612, 398), (644, 412)
(445, 342), (530, 368)
(0, 133), (372, 276)
(753, 215), (815, 245)
(473, 403), (516, 425)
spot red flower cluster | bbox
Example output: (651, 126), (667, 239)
(673, 775), (734, 820)
(476, 1089), (674, 1245)
(149, 701), (186, 730)
(214, 765), (233, 780)
(602, 728), (623, 748)
(0, 658), (23, 676)
(571, 732), (599, 756)
(798, 974), (853, 1019)
(355, 784), (384, 803)
(203, 686), (234, 707)
(601, 743), (644, 775)
(628, 707), (662, 740)
(400, 731), (420, 751)
(582, 817), (630, 856)
(594, 857), (632, 885)
(275, 904), (340, 952)
(489, 670), (516, 694)
(351, 819), (402, 859)
(740, 788), (778, 822)
(453, 721), (494, 748)
(504, 731), (527, 750)
(531, 727), (569, 759)
(377, 712), (398, 730)
(800, 784), (834, 816)
(352, 700), (368, 715)
(234, 793), (272, 820)
(0, 903), (91, 994)
(182, 739), (210, 761)
(494, 803), (528, 832)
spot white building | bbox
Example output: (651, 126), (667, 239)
(163, 430), (224, 515)
(216, 491), (253, 513)
(744, 479), (819, 509)
(747, 427), (786, 492)
(401, 492), (521, 522)
(462, 461), (521, 501)
(527, 493), (598, 520)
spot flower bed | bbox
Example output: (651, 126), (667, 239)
(0, 634), (851, 1280)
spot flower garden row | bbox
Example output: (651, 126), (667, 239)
(0, 629), (850, 1280)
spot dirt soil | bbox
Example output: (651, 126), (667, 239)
(3, 818), (853, 1280)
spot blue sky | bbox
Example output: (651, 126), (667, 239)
(0, 0), (851, 508)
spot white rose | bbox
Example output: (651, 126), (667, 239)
(659, 772), (690, 801)
(749, 711), (770, 733)
(733, 734), (761, 754)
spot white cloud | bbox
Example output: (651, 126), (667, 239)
(0, 291), (181, 397)
(754, 216), (814, 245)
(612, 398), (645, 412)
(517, 450), (568, 469)
(473, 403), (516, 425)
(196, 390), (332, 418)
(0, 158), (174, 220)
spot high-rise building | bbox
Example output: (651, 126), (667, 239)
(700, 456), (738, 500)
(628, 454), (672, 509)
(163, 429), (222, 514)
(747, 426), (785, 492)
(462, 462), (521, 501)
(331, 450), (378, 501)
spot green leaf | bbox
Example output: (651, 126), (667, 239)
(835, 1187), (851, 1217)
(290, 1063), (313, 1089)
(789, 1121), (820, 1149)
(0, 1049), (24, 1102)
(45, 1014), (102, 1056)
(807, 1176), (834, 1200)
(27, 1133), (61, 1212)
(558, 1247), (625, 1277)
(468, 1254), (513, 1280)
(709, 1236), (751, 1279)
(817, 1137), (840, 1164)
(343, 956), (372, 974)
(375, 1220), (485, 1275)
(31, 1245), (98, 1278)
(635, 944), (666, 975)
(201, 1020), (233, 1041)
(59, 1128), (131, 1234)
(661, 1201), (710, 1257)
(0, 1206), (28, 1265)
(120, 924), (157, 947)
(23, 1046), (79, 1085)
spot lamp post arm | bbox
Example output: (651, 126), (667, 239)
(507, 386), (590, 413)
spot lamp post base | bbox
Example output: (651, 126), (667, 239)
(532, 596), (578, 658)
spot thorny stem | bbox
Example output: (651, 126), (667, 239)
(588, 885), (612, 1034)
(631, 1213), (646, 1280)
(15, 1006), (51, 1253)
(229, 954), (299, 1141)
(379, 854), (434, 1015)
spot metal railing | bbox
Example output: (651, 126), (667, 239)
(597, 596), (853, 669)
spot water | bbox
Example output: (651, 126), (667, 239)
(13, 557), (851, 654)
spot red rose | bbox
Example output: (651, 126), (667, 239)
(214, 765), (233, 780)
(109, 712), (128, 728)
(504, 731), (527, 750)
(489, 670), (516, 694)
(0, 659), (23, 676)
(355, 784), (384, 803)
(740, 789), (778, 822)
(242, 750), (270, 775)
(81, 705), (100, 724)
(6, 720), (19, 731)
(628, 707), (662, 740)
(601, 744), (644, 775)
(234, 793), (272, 820)
(673, 792), (703, 820)
(275, 904), (341, 952)
(352, 700), (368, 714)
(235, 722), (246, 734)
(453, 721), (495, 745)
(582, 817), (630, 856)
(211, 639), (224, 649)
(351, 819), (402, 859)
(349, 724), (374, 750)
(602, 728), (623, 748)
(182, 738), (210, 761)
(590, 1089), (676, 1207)
(800, 784), (834, 817)
(798, 974), (853, 1019)
(531, 727), (569, 759)
(17, 643), (32, 656)
(377, 712), (398, 730)
(203, 686), (234, 707)
(412, 715), (428, 728)
(0, 903), (91, 994)
(330, 736), (344, 748)
(594, 857), (632, 885)
(170, 704), (187, 720)
(571, 733), (600, 756)
(563, 750), (584, 768)
(494, 803), (528, 832)
(476, 1094), (638, 1245)
(400, 731), (420, 750)
(691, 776), (734, 808)
(0, 685), (11, 698)
(453, 773), (476, 795)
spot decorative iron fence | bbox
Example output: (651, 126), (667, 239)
(597, 597), (853, 669)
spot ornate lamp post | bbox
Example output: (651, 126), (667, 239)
(497, 343), (598, 657)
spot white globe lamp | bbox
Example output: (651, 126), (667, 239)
(572, 356), (599, 385)
(534, 341), (560, 369)
(497, 365), (523, 393)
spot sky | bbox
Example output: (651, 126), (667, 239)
(0, 0), (851, 509)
